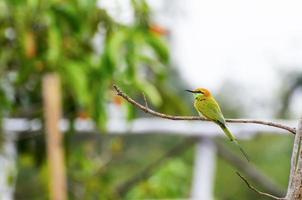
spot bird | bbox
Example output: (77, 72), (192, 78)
(186, 87), (249, 162)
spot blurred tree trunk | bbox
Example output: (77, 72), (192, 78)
(43, 74), (67, 200)
(286, 119), (302, 199)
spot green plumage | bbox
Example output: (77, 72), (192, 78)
(191, 91), (249, 161)
(194, 94), (237, 141)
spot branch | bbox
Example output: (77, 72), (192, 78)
(236, 172), (285, 200)
(286, 119), (302, 199)
(113, 85), (296, 134)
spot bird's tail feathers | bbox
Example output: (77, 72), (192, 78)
(219, 123), (250, 162)
(233, 140), (250, 162)
(219, 123), (236, 141)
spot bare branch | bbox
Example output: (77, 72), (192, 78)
(236, 172), (285, 200)
(113, 85), (296, 134)
(286, 119), (302, 199)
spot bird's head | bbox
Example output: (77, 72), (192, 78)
(185, 88), (211, 97)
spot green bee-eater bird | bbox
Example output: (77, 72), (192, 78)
(186, 88), (249, 161)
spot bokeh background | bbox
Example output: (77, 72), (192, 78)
(1, 0), (302, 199)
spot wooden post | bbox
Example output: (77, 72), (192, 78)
(43, 73), (67, 200)
(286, 119), (302, 200)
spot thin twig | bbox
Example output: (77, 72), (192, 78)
(216, 141), (285, 196)
(142, 92), (149, 111)
(236, 172), (285, 200)
(113, 85), (296, 134)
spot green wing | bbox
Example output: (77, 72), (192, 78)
(194, 97), (225, 125)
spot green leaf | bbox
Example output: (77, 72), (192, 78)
(107, 29), (128, 69)
(50, 3), (80, 32)
(144, 32), (169, 64)
(60, 62), (90, 107)
(47, 28), (61, 67)
(93, 87), (108, 131)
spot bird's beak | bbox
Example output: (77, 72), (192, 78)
(185, 89), (195, 93)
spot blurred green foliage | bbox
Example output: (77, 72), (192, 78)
(1, 0), (194, 199)
(15, 134), (292, 200)
(0, 0), (169, 131)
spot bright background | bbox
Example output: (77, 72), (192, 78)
(1, 0), (302, 199)
(102, 0), (302, 118)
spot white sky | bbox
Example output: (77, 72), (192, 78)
(170, 0), (302, 91)
(166, 0), (302, 117)
(100, 0), (302, 118)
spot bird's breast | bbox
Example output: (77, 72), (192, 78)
(194, 98), (206, 110)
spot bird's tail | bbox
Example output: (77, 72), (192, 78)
(219, 123), (250, 162)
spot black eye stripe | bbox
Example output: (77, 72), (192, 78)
(187, 90), (204, 94)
